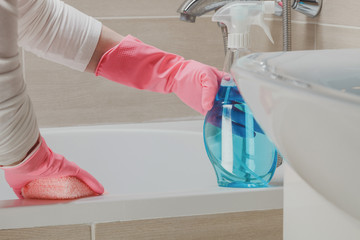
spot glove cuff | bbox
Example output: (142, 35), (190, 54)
(1, 137), (51, 175)
(95, 34), (183, 93)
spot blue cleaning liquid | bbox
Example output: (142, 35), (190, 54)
(203, 79), (278, 188)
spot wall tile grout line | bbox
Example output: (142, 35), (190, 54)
(314, 23), (317, 50)
(95, 15), (316, 26)
(95, 15), (213, 20)
(91, 223), (96, 240)
(316, 22), (360, 30)
(266, 18), (360, 30)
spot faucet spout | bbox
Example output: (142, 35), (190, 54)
(177, 0), (243, 22)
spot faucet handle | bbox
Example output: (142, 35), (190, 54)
(275, 0), (323, 17)
(292, 0), (322, 17)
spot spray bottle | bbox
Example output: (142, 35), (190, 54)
(203, 1), (278, 188)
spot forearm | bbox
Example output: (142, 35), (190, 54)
(85, 25), (124, 73)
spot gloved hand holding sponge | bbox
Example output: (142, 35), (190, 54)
(3, 137), (104, 199)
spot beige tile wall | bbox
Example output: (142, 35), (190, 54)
(95, 210), (283, 240)
(314, 0), (360, 49)
(0, 224), (91, 240)
(24, 0), (359, 127)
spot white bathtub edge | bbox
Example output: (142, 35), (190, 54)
(0, 186), (283, 230)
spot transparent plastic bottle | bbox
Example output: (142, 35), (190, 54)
(203, 48), (278, 188)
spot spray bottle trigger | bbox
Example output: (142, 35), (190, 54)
(254, 16), (274, 44)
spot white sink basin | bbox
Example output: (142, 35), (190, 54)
(231, 49), (360, 220)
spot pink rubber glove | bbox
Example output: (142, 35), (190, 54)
(95, 35), (223, 115)
(1, 137), (104, 199)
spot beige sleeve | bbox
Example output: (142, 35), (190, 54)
(17, 0), (102, 72)
(0, 0), (39, 165)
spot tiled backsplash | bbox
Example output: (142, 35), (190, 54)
(24, 0), (360, 127)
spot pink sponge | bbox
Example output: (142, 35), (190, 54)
(21, 176), (97, 200)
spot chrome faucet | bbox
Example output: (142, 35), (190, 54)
(177, 0), (322, 51)
(177, 0), (247, 23)
(177, 0), (322, 23)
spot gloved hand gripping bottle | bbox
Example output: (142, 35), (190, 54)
(203, 1), (278, 188)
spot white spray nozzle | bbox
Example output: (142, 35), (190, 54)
(212, 1), (275, 49)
